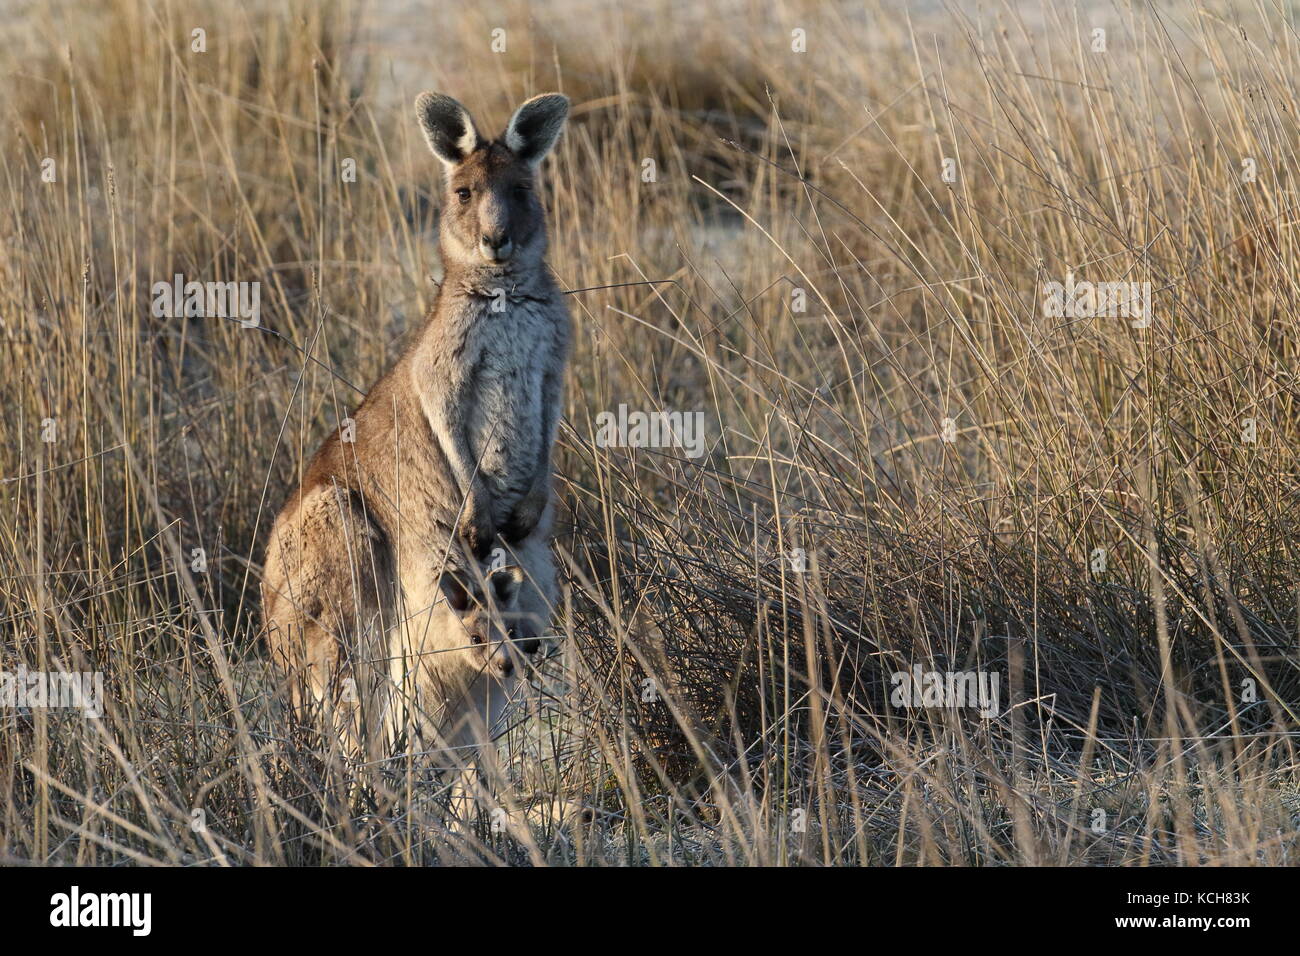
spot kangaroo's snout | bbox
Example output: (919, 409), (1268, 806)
(493, 651), (515, 678)
(479, 232), (513, 262)
(471, 629), (521, 682)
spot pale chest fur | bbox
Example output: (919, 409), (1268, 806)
(454, 294), (563, 519)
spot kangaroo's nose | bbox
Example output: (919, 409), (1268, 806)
(494, 654), (515, 678)
(479, 233), (513, 261)
(520, 637), (541, 655)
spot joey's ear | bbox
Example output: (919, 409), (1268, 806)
(439, 570), (475, 613)
(415, 92), (482, 168)
(503, 93), (569, 167)
(490, 566), (526, 606)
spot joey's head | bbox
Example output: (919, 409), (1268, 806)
(415, 91), (569, 274)
(438, 565), (541, 682)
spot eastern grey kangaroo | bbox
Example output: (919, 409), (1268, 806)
(261, 91), (572, 781)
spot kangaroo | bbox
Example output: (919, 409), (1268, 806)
(261, 91), (572, 787)
(412, 90), (572, 561)
(389, 563), (535, 758)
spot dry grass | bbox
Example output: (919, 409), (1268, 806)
(1, 0), (1298, 865)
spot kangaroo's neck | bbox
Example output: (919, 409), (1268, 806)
(439, 256), (555, 302)
(410, 259), (556, 354)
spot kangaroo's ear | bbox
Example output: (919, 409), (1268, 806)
(504, 93), (570, 167)
(415, 92), (482, 168)
(439, 570), (475, 613)
(490, 565), (526, 606)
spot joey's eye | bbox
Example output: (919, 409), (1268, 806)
(456, 188), (471, 204)
(471, 632), (485, 646)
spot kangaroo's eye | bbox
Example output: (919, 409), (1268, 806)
(470, 632), (485, 646)
(513, 185), (529, 201)
(456, 188), (471, 204)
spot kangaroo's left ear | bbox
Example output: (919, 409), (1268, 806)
(504, 93), (570, 167)
(439, 570), (475, 613)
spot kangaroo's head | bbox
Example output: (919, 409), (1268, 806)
(438, 565), (540, 681)
(415, 91), (569, 274)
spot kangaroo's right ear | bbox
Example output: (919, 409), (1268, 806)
(415, 92), (482, 168)
(489, 565), (526, 607)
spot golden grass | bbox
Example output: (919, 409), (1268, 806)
(0, 0), (1297, 864)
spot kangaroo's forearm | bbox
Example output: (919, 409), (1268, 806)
(421, 390), (486, 502)
(521, 444), (553, 510)
(531, 369), (562, 494)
